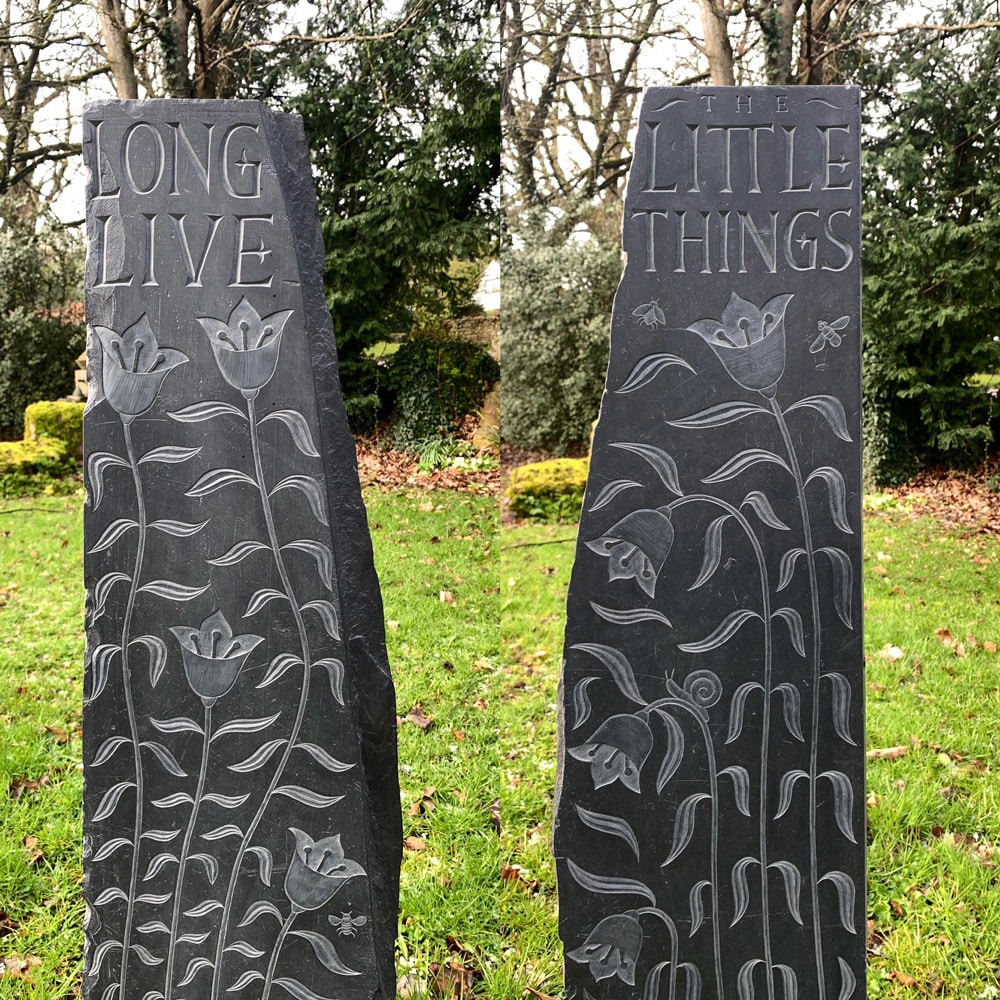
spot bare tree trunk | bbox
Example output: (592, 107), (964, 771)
(96, 0), (139, 98)
(698, 0), (735, 85)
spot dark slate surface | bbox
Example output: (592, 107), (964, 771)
(553, 87), (864, 1000)
(81, 100), (400, 1000)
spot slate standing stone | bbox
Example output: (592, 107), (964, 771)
(81, 100), (400, 1000)
(553, 87), (864, 1000)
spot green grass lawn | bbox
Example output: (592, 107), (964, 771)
(3, 486), (1000, 998)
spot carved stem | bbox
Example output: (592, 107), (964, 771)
(636, 908), (680, 1000)
(770, 396), (826, 1000)
(116, 417), (147, 1000)
(261, 909), (298, 1000)
(209, 396), (315, 1000)
(164, 702), (212, 1000)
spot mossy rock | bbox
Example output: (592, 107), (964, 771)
(24, 400), (84, 458)
(506, 457), (589, 522)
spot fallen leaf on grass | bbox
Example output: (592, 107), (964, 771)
(430, 959), (476, 999)
(23, 836), (43, 865)
(889, 971), (917, 987)
(878, 644), (903, 660)
(985, 641), (998, 653)
(489, 798), (500, 835)
(404, 836), (427, 851)
(0, 955), (41, 982)
(387, 620), (400, 631)
(44, 725), (69, 744)
(8, 775), (51, 799)
(867, 746), (908, 760)
(0, 912), (18, 939)
(405, 703), (434, 730)
(501, 864), (539, 893)
(439, 590), (455, 605)
(408, 788), (437, 817)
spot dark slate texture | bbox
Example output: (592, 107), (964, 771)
(81, 100), (400, 1000)
(554, 87), (864, 1000)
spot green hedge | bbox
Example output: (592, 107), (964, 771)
(506, 457), (589, 522)
(25, 401), (84, 458)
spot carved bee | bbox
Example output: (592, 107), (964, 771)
(809, 315), (850, 354)
(330, 911), (368, 937)
(632, 299), (666, 329)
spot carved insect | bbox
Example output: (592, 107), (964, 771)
(331, 911), (368, 937)
(809, 315), (850, 354)
(632, 299), (666, 329)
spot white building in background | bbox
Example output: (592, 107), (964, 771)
(474, 259), (500, 312)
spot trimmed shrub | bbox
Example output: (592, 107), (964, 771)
(387, 336), (499, 450)
(506, 457), (589, 521)
(25, 401), (85, 458)
(0, 436), (75, 497)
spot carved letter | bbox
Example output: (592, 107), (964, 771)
(675, 211), (712, 274)
(90, 120), (120, 199)
(820, 125), (854, 190)
(738, 211), (778, 273)
(736, 95), (752, 114)
(232, 214), (275, 287)
(222, 124), (262, 198)
(781, 126), (813, 193)
(822, 209), (854, 271)
(784, 210), (820, 270)
(141, 213), (158, 286)
(169, 213), (224, 287)
(643, 121), (678, 193)
(121, 122), (165, 195)
(94, 214), (134, 287)
(633, 210), (670, 273)
(167, 122), (214, 195)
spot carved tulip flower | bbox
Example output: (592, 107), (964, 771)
(569, 714), (653, 794)
(169, 610), (263, 706)
(284, 829), (366, 912)
(686, 291), (794, 397)
(567, 912), (643, 985)
(93, 314), (188, 419)
(197, 297), (294, 396)
(586, 507), (674, 598)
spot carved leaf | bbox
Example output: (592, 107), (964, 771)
(137, 580), (210, 601)
(571, 643), (646, 705)
(610, 441), (683, 496)
(149, 519), (208, 537)
(302, 600), (341, 639)
(94, 572), (130, 612)
(260, 409), (320, 457)
(140, 741), (186, 777)
(774, 964), (798, 1000)
(654, 710), (685, 793)
(837, 957), (858, 1000)
(688, 879), (711, 936)
(94, 888), (128, 905)
(247, 846), (273, 886)
(313, 658), (345, 703)
(820, 770), (857, 842)
(131, 635), (167, 687)
(571, 676), (598, 730)
(774, 683), (804, 741)
(702, 449), (791, 484)
(726, 681), (764, 743)
(243, 588), (288, 617)
(590, 602), (671, 626)
(642, 962), (672, 1000)
(269, 475), (329, 526)
(668, 400), (769, 429)
(824, 672), (856, 745)
(92, 781), (135, 822)
(616, 353), (695, 392)
(92, 837), (132, 862)
(777, 548), (805, 591)
(228, 970), (266, 991)
(272, 979), (340, 1000)
(256, 654), (303, 689)
(90, 940), (123, 978)
(730, 856), (758, 926)
(290, 929), (361, 976)
(804, 466), (853, 533)
(92, 736), (130, 767)
(818, 546), (853, 628)
(784, 395), (852, 442)
(190, 853), (219, 883)
(237, 900), (283, 927)
(151, 792), (194, 808)
(150, 716), (203, 735)
(138, 445), (202, 465)
(202, 793), (250, 808)
(88, 518), (137, 553)
(142, 853), (178, 880)
(768, 860), (803, 924)
(274, 785), (345, 808)
(228, 739), (287, 773)
(820, 870), (857, 933)
(200, 825), (244, 841)
(185, 468), (257, 496)
(772, 607), (805, 657)
(678, 609), (761, 654)
(225, 941), (265, 958)
(283, 540), (334, 588)
(775, 770), (810, 819)
(177, 931), (211, 945)
(296, 742), (354, 772)
(211, 713), (281, 741)
(141, 829), (180, 842)
(176, 957), (213, 986)
(587, 479), (643, 512)
(565, 858), (656, 903)
(135, 919), (169, 934)
(134, 892), (171, 904)
(688, 515), (730, 591)
(208, 540), (269, 566)
(662, 793), (711, 866)
(741, 490), (789, 530)
(680, 963), (703, 1000)
(169, 400), (246, 422)
(719, 765), (751, 817)
(87, 451), (129, 508)
(85, 644), (119, 705)
(131, 944), (163, 966)
(737, 959), (764, 1000)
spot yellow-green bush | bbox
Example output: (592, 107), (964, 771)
(25, 400), (84, 458)
(506, 457), (589, 521)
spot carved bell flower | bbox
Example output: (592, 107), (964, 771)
(93, 314), (188, 418)
(169, 610), (263, 706)
(567, 912), (643, 985)
(284, 829), (366, 912)
(197, 297), (294, 395)
(586, 507), (674, 598)
(569, 714), (653, 794)
(686, 291), (794, 397)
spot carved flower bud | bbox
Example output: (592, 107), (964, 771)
(169, 610), (263, 706)
(567, 911), (643, 984)
(569, 714), (654, 794)
(284, 829), (366, 913)
(586, 507), (674, 598)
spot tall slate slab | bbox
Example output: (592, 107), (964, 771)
(554, 87), (863, 1000)
(81, 100), (400, 1000)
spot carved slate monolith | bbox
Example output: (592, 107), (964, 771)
(82, 100), (400, 1000)
(554, 87), (864, 1000)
